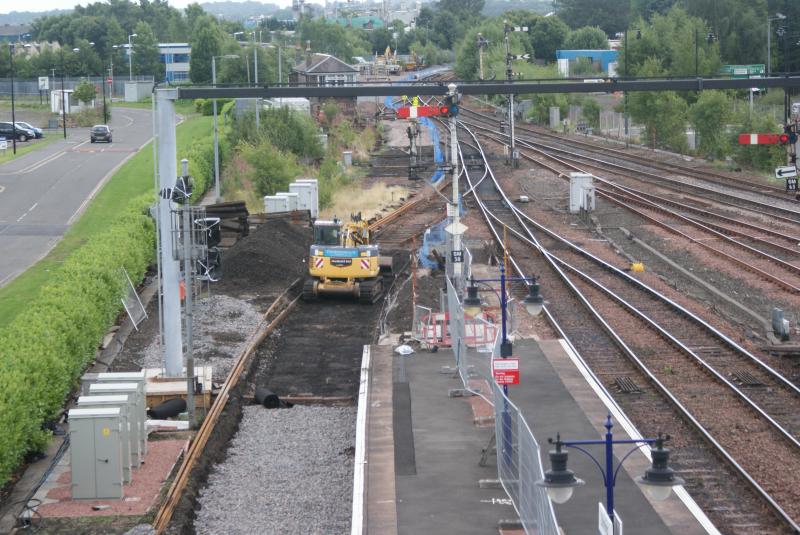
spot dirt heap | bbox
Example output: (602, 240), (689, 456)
(215, 218), (312, 304)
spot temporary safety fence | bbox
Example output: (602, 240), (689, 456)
(491, 378), (559, 535)
(440, 259), (558, 534)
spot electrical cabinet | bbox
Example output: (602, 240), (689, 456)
(77, 395), (132, 483)
(89, 383), (143, 464)
(96, 371), (148, 458)
(68, 407), (123, 499)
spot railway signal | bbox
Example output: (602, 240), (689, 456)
(738, 133), (782, 145)
(503, 20), (529, 169)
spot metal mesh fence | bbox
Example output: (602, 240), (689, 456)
(491, 379), (559, 535)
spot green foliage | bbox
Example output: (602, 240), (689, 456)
(317, 155), (352, 208)
(322, 100), (339, 125)
(530, 16), (570, 61)
(189, 17), (223, 84)
(73, 80), (96, 104)
(555, 0), (630, 34)
(132, 21), (165, 81)
(621, 7), (721, 78)
(193, 98), (232, 116)
(688, 90), (731, 158)
(297, 18), (370, 61)
(230, 107), (323, 160)
(527, 93), (569, 124)
(733, 113), (786, 172)
(581, 99), (601, 128)
(237, 139), (300, 197)
(0, 195), (155, 487)
(564, 26), (609, 50)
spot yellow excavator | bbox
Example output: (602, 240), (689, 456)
(303, 214), (392, 303)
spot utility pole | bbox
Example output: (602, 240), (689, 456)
(253, 36), (260, 131)
(445, 83), (466, 292)
(180, 157), (195, 425)
(477, 33), (487, 80)
(155, 88), (184, 378)
(504, 20), (526, 168)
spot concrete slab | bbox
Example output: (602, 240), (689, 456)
(390, 346), (514, 534)
(512, 338), (711, 535)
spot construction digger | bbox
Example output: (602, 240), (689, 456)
(303, 214), (393, 303)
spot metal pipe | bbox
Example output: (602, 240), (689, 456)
(60, 49), (67, 140)
(155, 88), (184, 377)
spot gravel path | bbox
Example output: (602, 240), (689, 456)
(139, 294), (262, 382)
(195, 405), (356, 535)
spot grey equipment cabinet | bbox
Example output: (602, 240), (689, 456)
(89, 383), (142, 465)
(77, 395), (132, 483)
(96, 371), (148, 457)
(68, 407), (124, 499)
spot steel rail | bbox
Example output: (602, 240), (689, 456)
(467, 125), (800, 291)
(461, 106), (791, 197)
(153, 282), (301, 533)
(462, 117), (800, 225)
(455, 122), (800, 532)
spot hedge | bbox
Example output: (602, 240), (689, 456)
(0, 194), (155, 485)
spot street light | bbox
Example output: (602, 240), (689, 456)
(59, 47), (68, 139)
(128, 33), (137, 81)
(8, 43), (18, 154)
(536, 415), (684, 523)
(211, 54), (241, 203)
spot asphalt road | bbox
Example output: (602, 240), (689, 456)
(0, 107), (153, 287)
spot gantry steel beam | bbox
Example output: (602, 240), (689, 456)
(177, 75), (800, 99)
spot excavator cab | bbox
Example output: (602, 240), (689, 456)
(313, 220), (341, 246)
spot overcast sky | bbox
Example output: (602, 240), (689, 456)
(1, 0), (295, 14)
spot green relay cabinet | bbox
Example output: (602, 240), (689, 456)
(68, 407), (124, 499)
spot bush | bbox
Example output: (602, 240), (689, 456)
(0, 195), (155, 486)
(194, 98), (232, 116)
(237, 138), (300, 197)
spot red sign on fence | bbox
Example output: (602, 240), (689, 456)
(492, 358), (520, 385)
(738, 133), (781, 145)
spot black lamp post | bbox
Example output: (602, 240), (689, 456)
(59, 48), (67, 139)
(464, 266), (544, 470)
(9, 43), (17, 154)
(536, 415), (684, 524)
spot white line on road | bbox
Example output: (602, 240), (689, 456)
(16, 202), (38, 222)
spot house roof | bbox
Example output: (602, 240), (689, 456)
(295, 53), (357, 74)
(0, 24), (31, 37)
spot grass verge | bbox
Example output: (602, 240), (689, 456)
(113, 99), (196, 116)
(0, 114), (213, 328)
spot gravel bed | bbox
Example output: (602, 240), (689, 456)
(195, 405), (356, 535)
(138, 294), (262, 382)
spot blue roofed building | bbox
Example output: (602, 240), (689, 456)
(556, 49), (619, 73)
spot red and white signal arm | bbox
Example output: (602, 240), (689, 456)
(396, 105), (446, 119)
(492, 358), (520, 385)
(738, 133), (781, 145)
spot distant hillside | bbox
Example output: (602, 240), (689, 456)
(0, 9), (70, 25)
(199, 1), (288, 20)
(482, 0), (553, 16)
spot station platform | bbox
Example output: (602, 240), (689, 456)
(359, 338), (718, 534)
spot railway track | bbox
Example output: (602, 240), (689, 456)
(152, 184), (437, 532)
(460, 115), (800, 296)
(455, 120), (800, 534)
(460, 107), (800, 228)
(462, 105), (793, 199)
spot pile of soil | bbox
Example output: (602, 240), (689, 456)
(215, 218), (312, 307)
(386, 267), (445, 334)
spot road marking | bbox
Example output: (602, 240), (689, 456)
(0, 150), (66, 176)
(16, 202), (38, 222)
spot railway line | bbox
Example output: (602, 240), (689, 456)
(458, 111), (800, 297)
(460, 107), (800, 227)
(454, 119), (800, 534)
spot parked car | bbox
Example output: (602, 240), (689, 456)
(90, 125), (112, 143)
(0, 122), (34, 142)
(15, 121), (43, 139)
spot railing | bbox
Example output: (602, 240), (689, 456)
(436, 247), (558, 534)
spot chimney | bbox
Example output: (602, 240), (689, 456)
(305, 40), (312, 63)
(295, 39), (302, 65)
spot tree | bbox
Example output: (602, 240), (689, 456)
(628, 58), (688, 152)
(564, 27), (609, 50)
(131, 21), (163, 80)
(689, 90), (731, 158)
(581, 99), (601, 128)
(73, 80), (97, 104)
(555, 0), (629, 34)
(530, 16), (569, 60)
(104, 18), (127, 76)
(189, 16), (222, 84)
